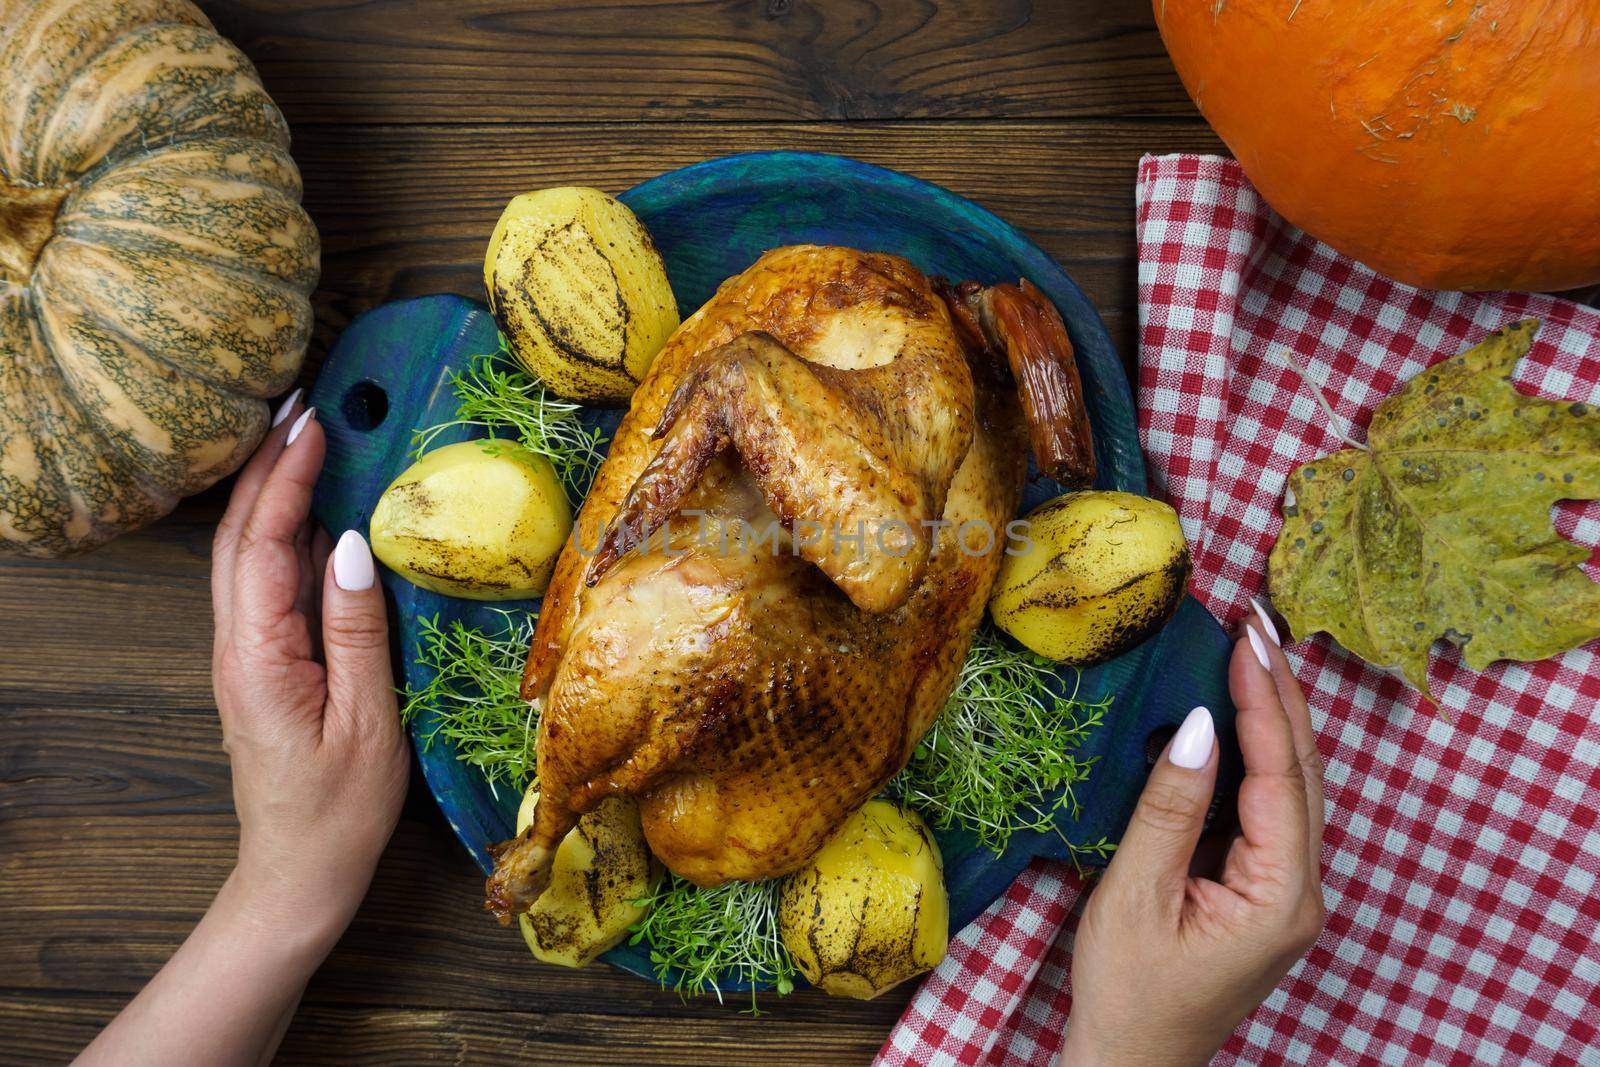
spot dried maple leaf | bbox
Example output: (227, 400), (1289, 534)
(1268, 320), (1600, 697)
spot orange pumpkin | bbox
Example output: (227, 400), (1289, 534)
(1154, 0), (1600, 292)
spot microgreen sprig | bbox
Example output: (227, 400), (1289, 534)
(891, 626), (1114, 863)
(401, 611), (540, 799)
(628, 875), (797, 1013)
(410, 339), (608, 502)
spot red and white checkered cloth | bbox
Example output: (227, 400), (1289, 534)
(880, 154), (1600, 1066)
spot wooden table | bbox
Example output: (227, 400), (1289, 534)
(0, 2), (1222, 1061)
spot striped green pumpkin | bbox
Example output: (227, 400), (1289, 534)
(0, 0), (318, 556)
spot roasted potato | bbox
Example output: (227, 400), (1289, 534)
(369, 440), (571, 600)
(779, 800), (948, 999)
(514, 787), (662, 969)
(484, 187), (678, 403)
(990, 490), (1190, 665)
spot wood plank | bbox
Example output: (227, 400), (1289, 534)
(276, 1006), (895, 1064)
(201, 0), (1197, 125)
(0, 707), (231, 820)
(0, 707), (912, 1025)
(0, 994), (894, 1065)
(0, 995), (108, 1067)
(0, 494), (223, 710)
(294, 119), (1226, 367)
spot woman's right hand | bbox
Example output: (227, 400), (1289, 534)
(210, 396), (411, 947)
(1062, 605), (1326, 1067)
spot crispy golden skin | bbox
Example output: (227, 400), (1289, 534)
(487, 246), (1031, 920)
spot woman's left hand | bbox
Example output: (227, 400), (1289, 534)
(210, 397), (411, 943)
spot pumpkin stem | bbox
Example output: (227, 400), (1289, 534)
(0, 176), (68, 287)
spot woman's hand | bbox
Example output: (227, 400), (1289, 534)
(1062, 605), (1325, 1067)
(79, 395), (410, 1067)
(210, 396), (410, 945)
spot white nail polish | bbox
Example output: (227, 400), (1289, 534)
(286, 407), (315, 446)
(1248, 625), (1272, 670)
(332, 529), (374, 591)
(1169, 706), (1214, 769)
(1252, 596), (1281, 646)
(271, 388), (303, 427)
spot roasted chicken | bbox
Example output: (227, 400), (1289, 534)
(486, 245), (1092, 920)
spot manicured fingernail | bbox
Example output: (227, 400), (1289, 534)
(1247, 625), (1272, 670)
(332, 529), (374, 591)
(271, 388), (303, 428)
(1169, 705), (1214, 769)
(1252, 596), (1281, 646)
(286, 407), (316, 446)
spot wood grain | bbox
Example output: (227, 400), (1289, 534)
(294, 120), (1223, 368)
(200, 0), (1196, 125)
(0, 495), (222, 710)
(0, 995), (895, 1066)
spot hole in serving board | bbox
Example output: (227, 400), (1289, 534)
(1145, 723), (1177, 766)
(341, 380), (389, 431)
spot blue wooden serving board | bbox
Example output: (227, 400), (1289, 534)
(309, 152), (1240, 992)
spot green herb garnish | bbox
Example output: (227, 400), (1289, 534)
(628, 875), (797, 1012)
(410, 339), (608, 502)
(892, 627), (1113, 864)
(401, 611), (540, 799)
